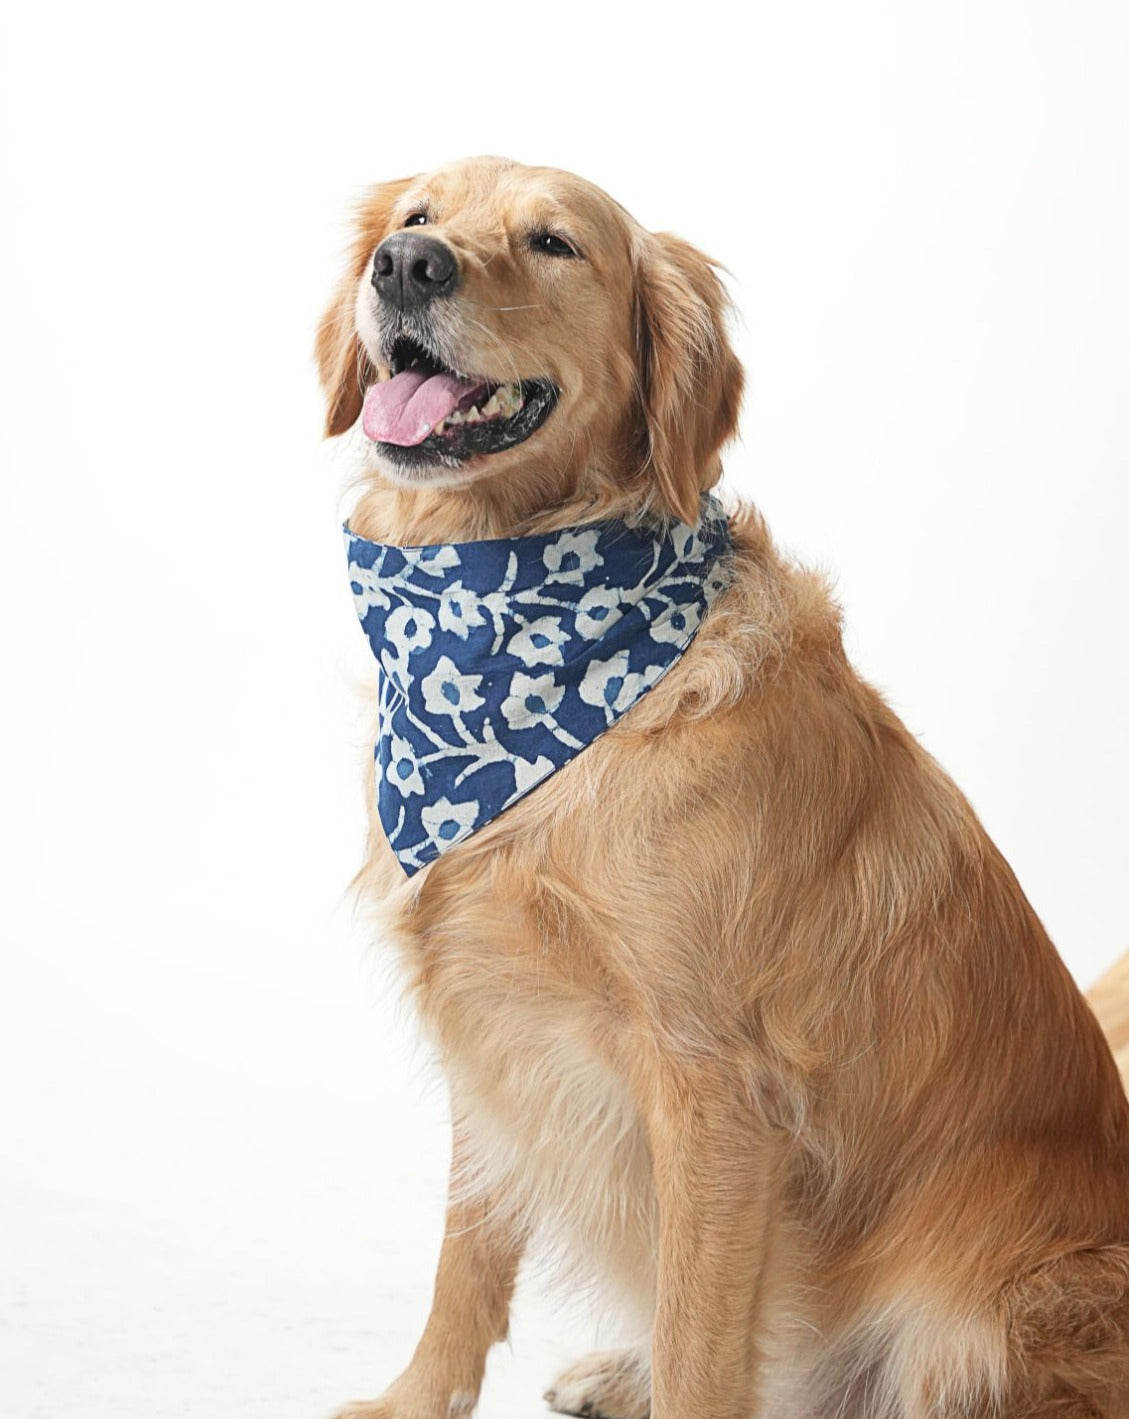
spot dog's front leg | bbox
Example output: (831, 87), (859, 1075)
(335, 1121), (525, 1419)
(644, 1066), (782, 1419)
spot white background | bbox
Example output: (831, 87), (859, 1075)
(2, 2), (1126, 1415)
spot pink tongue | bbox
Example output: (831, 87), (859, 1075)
(362, 369), (489, 446)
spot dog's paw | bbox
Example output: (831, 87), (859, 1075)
(544, 1347), (650, 1419)
(331, 1388), (475, 1419)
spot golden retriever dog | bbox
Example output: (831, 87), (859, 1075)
(316, 156), (1129, 1419)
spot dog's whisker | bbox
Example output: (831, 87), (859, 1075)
(462, 301), (546, 312)
(456, 311), (536, 392)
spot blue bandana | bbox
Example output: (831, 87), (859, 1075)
(345, 496), (732, 876)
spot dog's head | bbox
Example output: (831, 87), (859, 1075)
(317, 156), (743, 525)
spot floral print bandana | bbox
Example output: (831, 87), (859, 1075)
(345, 496), (732, 876)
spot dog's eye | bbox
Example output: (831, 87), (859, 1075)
(530, 231), (578, 259)
(404, 213), (429, 227)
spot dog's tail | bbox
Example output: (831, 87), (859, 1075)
(1087, 950), (1129, 1087)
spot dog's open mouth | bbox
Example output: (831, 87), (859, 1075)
(362, 335), (558, 466)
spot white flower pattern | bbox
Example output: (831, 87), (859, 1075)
(384, 730), (425, 796)
(437, 581), (487, 640)
(500, 672), (566, 732)
(648, 598), (703, 645)
(578, 651), (650, 718)
(345, 496), (731, 875)
(348, 563), (394, 617)
(574, 585), (624, 639)
(542, 529), (603, 582)
(385, 605), (435, 655)
(420, 795), (479, 845)
(506, 616), (571, 667)
(421, 656), (486, 718)
(405, 544), (461, 577)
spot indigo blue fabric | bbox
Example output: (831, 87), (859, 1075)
(345, 496), (732, 876)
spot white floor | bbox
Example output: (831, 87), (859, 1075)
(0, 916), (608, 1419)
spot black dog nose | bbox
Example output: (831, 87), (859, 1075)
(371, 232), (459, 310)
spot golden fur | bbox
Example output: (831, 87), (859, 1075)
(317, 157), (1129, 1419)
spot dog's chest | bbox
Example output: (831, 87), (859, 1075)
(385, 872), (659, 1296)
(397, 890), (632, 1151)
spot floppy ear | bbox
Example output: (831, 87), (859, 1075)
(315, 177), (418, 437)
(633, 232), (745, 523)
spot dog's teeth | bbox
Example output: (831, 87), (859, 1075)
(433, 418), (447, 434)
(442, 385), (525, 430)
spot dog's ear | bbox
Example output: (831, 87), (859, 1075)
(315, 177), (418, 438)
(633, 232), (744, 523)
